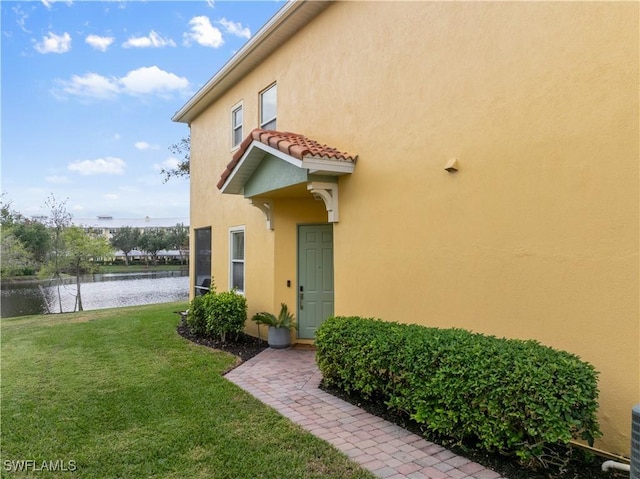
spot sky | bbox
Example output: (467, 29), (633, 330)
(1, 0), (284, 221)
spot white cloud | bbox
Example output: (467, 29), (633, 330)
(13, 5), (31, 34)
(9, 180), (188, 219)
(116, 185), (139, 194)
(55, 66), (189, 100)
(35, 32), (71, 54)
(122, 30), (176, 49)
(183, 16), (223, 48)
(134, 141), (159, 151)
(25, 187), (47, 196)
(218, 18), (250, 39)
(86, 34), (114, 52)
(45, 175), (71, 184)
(41, 0), (73, 9)
(119, 66), (189, 96)
(68, 157), (125, 175)
(58, 72), (120, 99)
(206, 0), (214, 7)
(153, 157), (180, 172)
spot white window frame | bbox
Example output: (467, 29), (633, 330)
(229, 226), (245, 293)
(259, 83), (277, 130)
(231, 101), (243, 149)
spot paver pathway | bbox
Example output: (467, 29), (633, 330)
(225, 348), (505, 479)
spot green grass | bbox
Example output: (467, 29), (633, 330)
(96, 264), (188, 274)
(1, 304), (374, 478)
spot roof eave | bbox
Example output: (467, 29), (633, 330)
(172, 0), (332, 125)
(220, 140), (304, 194)
(302, 157), (357, 175)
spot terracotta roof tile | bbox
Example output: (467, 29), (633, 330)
(217, 129), (357, 190)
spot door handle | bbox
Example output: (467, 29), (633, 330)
(299, 286), (304, 309)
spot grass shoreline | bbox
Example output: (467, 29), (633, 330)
(2, 264), (188, 284)
(1, 303), (373, 478)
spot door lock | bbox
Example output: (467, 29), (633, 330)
(299, 286), (304, 310)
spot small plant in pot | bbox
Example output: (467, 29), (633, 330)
(251, 303), (297, 349)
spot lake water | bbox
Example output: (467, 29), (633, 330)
(1, 271), (189, 318)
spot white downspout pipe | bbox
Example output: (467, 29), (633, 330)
(602, 460), (631, 473)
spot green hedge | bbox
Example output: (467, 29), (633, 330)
(186, 289), (247, 342)
(186, 293), (208, 337)
(315, 316), (601, 467)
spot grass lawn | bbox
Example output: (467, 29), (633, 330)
(1, 303), (374, 478)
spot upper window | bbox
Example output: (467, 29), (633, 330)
(229, 227), (245, 293)
(260, 83), (277, 130)
(232, 103), (243, 148)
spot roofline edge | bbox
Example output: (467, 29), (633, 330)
(172, 0), (331, 125)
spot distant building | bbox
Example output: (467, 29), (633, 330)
(71, 216), (188, 240)
(28, 215), (189, 264)
(71, 216), (189, 265)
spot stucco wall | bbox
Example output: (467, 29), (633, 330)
(188, 1), (639, 455)
(189, 99), (276, 333)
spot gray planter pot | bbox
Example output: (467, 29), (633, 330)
(268, 326), (291, 349)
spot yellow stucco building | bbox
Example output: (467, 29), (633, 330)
(173, 1), (639, 457)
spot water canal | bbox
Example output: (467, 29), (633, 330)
(1, 271), (189, 318)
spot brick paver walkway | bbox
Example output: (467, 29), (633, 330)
(225, 348), (505, 479)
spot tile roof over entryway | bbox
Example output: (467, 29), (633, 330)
(217, 128), (358, 190)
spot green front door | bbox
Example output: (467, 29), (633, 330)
(298, 224), (334, 339)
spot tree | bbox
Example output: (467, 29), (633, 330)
(1, 229), (34, 278)
(44, 194), (72, 274)
(13, 220), (51, 266)
(1, 194), (24, 227)
(167, 223), (189, 265)
(1, 195), (42, 276)
(110, 227), (140, 266)
(61, 226), (112, 311)
(138, 229), (169, 265)
(160, 136), (190, 182)
(41, 195), (72, 312)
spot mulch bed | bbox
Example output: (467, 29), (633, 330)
(318, 384), (628, 479)
(176, 321), (626, 479)
(176, 321), (269, 366)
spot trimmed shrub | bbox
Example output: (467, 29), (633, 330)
(315, 316), (601, 468)
(185, 279), (247, 342)
(206, 290), (247, 342)
(186, 292), (211, 337)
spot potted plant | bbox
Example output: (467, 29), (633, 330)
(251, 303), (297, 349)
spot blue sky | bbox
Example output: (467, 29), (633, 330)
(1, 0), (284, 220)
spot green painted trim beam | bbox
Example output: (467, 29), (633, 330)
(244, 155), (307, 197)
(243, 154), (337, 198)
